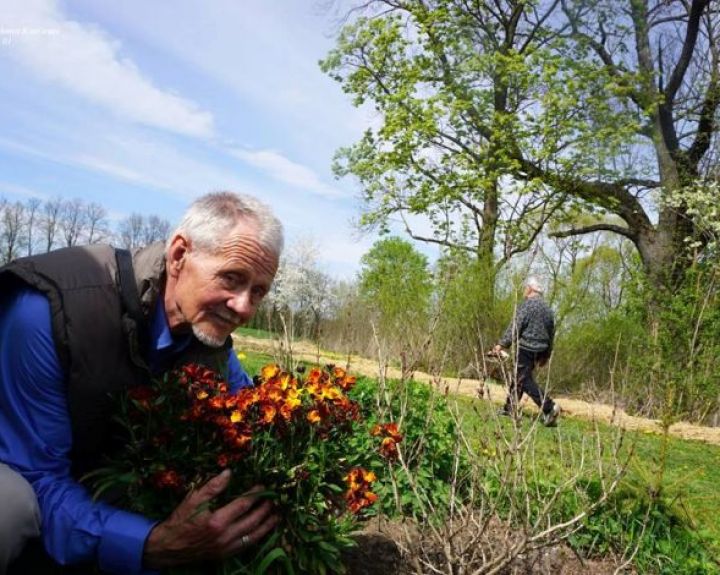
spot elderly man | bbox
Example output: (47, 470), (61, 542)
(0, 192), (282, 574)
(493, 276), (560, 427)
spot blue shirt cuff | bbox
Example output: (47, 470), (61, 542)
(97, 509), (158, 575)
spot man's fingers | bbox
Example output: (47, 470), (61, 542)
(210, 484), (268, 528)
(221, 504), (280, 555)
(188, 469), (232, 506)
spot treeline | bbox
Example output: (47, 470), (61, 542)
(254, 231), (720, 427)
(0, 196), (172, 264)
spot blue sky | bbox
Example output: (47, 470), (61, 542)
(0, 0), (391, 279)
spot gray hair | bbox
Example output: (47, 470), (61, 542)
(169, 191), (284, 257)
(525, 275), (545, 294)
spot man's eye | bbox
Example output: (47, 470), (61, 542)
(221, 273), (239, 287)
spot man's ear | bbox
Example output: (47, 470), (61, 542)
(166, 234), (190, 277)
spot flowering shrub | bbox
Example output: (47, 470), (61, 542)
(89, 362), (402, 574)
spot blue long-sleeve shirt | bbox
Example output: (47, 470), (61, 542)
(0, 288), (252, 574)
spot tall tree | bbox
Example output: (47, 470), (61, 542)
(118, 213), (145, 249)
(358, 237), (433, 358)
(60, 198), (87, 247)
(1, 200), (27, 263)
(323, 0), (719, 294)
(85, 202), (108, 244)
(267, 237), (334, 339)
(142, 215), (171, 246)
(24, 197), (41, 256)
(40, 197), (63, 253)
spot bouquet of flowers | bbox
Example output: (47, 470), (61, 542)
(88, 361), (402, 574)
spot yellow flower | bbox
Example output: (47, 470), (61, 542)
(261, 364), (281, 380)
(236, 352), (247, 360)
(230, 410), (242, 423)
(196, 390), (209, 400)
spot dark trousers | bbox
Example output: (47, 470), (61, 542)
(504, 347), (554, 415)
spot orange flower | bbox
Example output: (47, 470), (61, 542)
(208, 396), (225, 410)
(306, 368), (323, 383)
(362, 469), (377, 483)
(285, 388), (301, 408)
(278, 372), (294, 390)
(233, 434), (252, 449)
(380, 437), (399, 460)
(344, 467), (378, 514)
(261, 364), (281, 380)
(370, 422), (403, 460)
(338, 375), (357, 391)
(260, 404), (277, 424)
(384, 423), (403, 442)
(230, 410), (242, 423)
(307, 409), (321, 424)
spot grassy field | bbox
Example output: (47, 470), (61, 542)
(235, 326), (277, 340)
(454, 394), (720, 543)
(239, 350), (720, 564)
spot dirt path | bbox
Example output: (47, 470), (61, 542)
(234, 334), (720, 446)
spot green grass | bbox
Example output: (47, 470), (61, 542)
(234, 326), (277, 340)
(453, 395), (720, 557)
(237, 351), (276, 375)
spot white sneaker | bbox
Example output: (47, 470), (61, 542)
(543, 404), (560, 427)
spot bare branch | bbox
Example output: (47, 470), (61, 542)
(549, 223), (637, 241)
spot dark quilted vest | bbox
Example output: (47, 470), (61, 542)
(0, 242), (230, 476)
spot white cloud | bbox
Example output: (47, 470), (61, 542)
(231, 148), (344, 199)
(0, 181), (49, 200)
(0, 0), (214, 138)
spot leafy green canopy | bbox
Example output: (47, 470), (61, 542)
(358, 236), (433, 348)
(323, 0), (720, 291)
(321, 0), (642, 262)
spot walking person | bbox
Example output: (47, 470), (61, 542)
(492, 276), (560, 426)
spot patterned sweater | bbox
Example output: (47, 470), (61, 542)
(499, 295), (555, 353)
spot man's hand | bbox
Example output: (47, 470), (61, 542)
(143, 470), (279, 569)
(488, 344), (508, 359)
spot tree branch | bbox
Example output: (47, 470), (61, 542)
(664, 0), (711, 103)
(549, 223), (637, 241)
(687, 49), (720, 166)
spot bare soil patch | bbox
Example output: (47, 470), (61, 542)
(343, 518), (628, 574)
(234, 334), (720, 446)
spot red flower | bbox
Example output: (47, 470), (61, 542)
(151, 469), (184, 491)
(344, 467), (378, 514)
(370, 422), (403, 461)
(127, 385), (156, 410)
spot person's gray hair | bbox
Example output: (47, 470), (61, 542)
(525, 275), (545, 294)
(169, 191), (284, 256)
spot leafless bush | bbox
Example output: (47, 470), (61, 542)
(363, 342), (639, 575)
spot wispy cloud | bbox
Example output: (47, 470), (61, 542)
(231, 148), (344, 199)
(1, 0), (214, 138)
(0, 181), (49, 200)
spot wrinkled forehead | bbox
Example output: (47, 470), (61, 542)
(214, 222), (279, 277)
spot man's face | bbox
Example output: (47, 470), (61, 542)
(164, 219), (278, 347)
(524, 285), (538, 298)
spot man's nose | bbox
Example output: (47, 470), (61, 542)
(227, 291), (254, 320)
